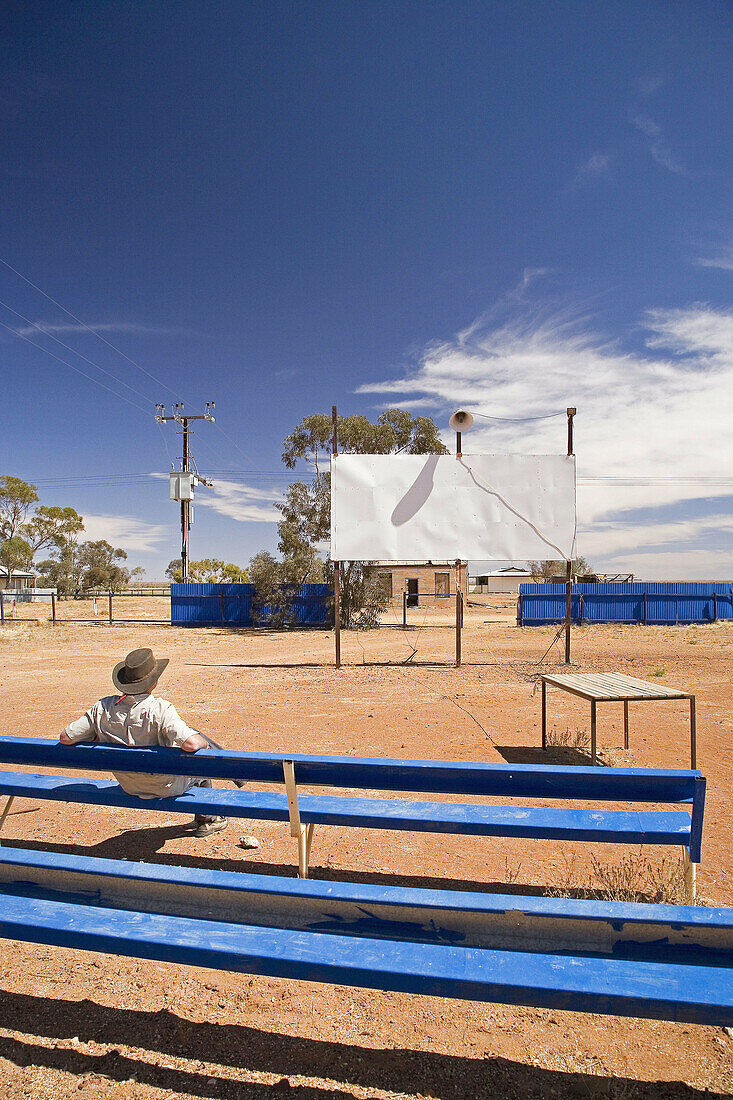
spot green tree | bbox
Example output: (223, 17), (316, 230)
(279, 410), (447, 627)
(249, 551), (296, 628)
(188, 558), (250, 583)
(528, 556), (595, 581)
(36, 544), (84, 596)
(24, 505), (84, 555)
(0, 536), (33, 589)
(165, 559), (183, 583)
(165, 558), (249, 583)
(78, 540), (130, 592)
(0, 476), (39, 540)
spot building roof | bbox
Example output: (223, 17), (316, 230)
(370, 561), (467, 567)
(476, 566), (533, 577)
(0, 566), (35, 578)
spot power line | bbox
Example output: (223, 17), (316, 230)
(0, 295), (154, 405)
(0, 316), (150, 415)
(470, 410), (567, 422)
(0, 253), (178, 398)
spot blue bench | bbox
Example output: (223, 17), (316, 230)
(0, 737), (706, 895)
(0, 844), (731, 1025)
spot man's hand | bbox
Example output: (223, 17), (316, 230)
(59, 731), (74, 745)
(180, 732), (208, 753)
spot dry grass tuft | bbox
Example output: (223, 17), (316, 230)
(546, 726), (590, 750)
(547, 850), (692, 905)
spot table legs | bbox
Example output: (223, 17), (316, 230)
(541, 679), (547, 750)
(623, 700), (629, 750)
(590, 700), (597, 764)
(690, 696), (696, 770)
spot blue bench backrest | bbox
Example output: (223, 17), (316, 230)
(0, 736), (703, 802)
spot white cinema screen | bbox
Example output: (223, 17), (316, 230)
(330, 453), (576, 562)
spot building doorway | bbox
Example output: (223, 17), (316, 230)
(406, 578), (419, 607)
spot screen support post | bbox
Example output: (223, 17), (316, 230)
(565, 407), (576, 664)
(455, 429), (463, 667)
(332, 405), (341, 669)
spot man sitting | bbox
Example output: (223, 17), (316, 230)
(60, 646), (229, 837)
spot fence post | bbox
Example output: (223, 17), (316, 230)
(713, 592), (717, 622)
(0, 590), (3, 625)
(643, 591), (647, 625)
(108, 591), (113, 625)
(402, 589), (407, 628)
(51, 592), (56, 626)
(579, 593), (584, 625)
(517, 593), (523, 626)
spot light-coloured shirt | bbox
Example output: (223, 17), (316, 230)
(63, 693), (201, 799)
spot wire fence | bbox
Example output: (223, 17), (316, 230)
(0, 590), (172, 626)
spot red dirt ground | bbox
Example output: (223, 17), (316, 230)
(0, 601), (732, 1098)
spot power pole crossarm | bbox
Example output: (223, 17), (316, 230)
(155, 402), (215, 582)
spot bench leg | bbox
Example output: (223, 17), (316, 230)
(298, 823), (315, 879)
(683, 848), (696, 904)
(0, 795), (15, 843)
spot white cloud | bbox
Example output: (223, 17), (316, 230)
(570, 152), (613, 187)
(601, 549), (733, 581)
(356, 293), (733, 577)
(9, 320), (183, 338)
(149, 473), (281, 524)
(697, 247), (733, 273)
(194, 478), (282, 524)
(630, 111), (694, 178)
(81, 513), (169, 554)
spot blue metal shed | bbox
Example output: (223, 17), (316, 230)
(170, 583), (332, 627)
(518, 582), (733, 626)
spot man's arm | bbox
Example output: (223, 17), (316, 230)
(60, 707), (98, 745)
(180, 732), (208, 753)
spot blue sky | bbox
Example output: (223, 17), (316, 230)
(1, 1), (732, 579)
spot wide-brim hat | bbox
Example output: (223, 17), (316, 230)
(112, 647), (169, 695)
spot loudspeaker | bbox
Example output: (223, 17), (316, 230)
(449, 409), (474, 432)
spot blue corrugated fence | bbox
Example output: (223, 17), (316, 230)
(171, 583), (332, 627)
(518, 582), (733, 625)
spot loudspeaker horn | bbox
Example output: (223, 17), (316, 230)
(449, 409), (474, 432)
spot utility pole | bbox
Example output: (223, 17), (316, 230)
(155, 402), (215, 582)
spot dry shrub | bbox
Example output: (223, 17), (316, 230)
(548, 850), (691, 904)
(546, 726), (590, 750)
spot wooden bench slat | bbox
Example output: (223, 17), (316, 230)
(1, 890), (731, 1026)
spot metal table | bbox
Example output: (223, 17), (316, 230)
(541, 672), (697, 767)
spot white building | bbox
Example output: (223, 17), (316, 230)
(0, 566), (36, 592)
(470, 566), (534, 594)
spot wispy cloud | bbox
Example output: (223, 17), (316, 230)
(81, 513), (169, 554)
(9, 320), (185, 338)
(630, 111), (695, 178)
(697, 245), (733, 272)
(356, 286), (733, 576)
(569, 151), (613, 189)
(149, 473), (281, 524)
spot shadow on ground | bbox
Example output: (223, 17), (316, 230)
(494, 744), (597, 767)
(9, 837), (657, 902)
(0, 991), (724, 1100)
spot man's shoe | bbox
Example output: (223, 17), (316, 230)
(193, 817), (229, 838)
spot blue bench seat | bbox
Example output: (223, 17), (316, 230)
(1, 885), (732, 1026)
(0, 844), (729, 961)
(0, 737), (706, 886)
(0, 770), (695, 847)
